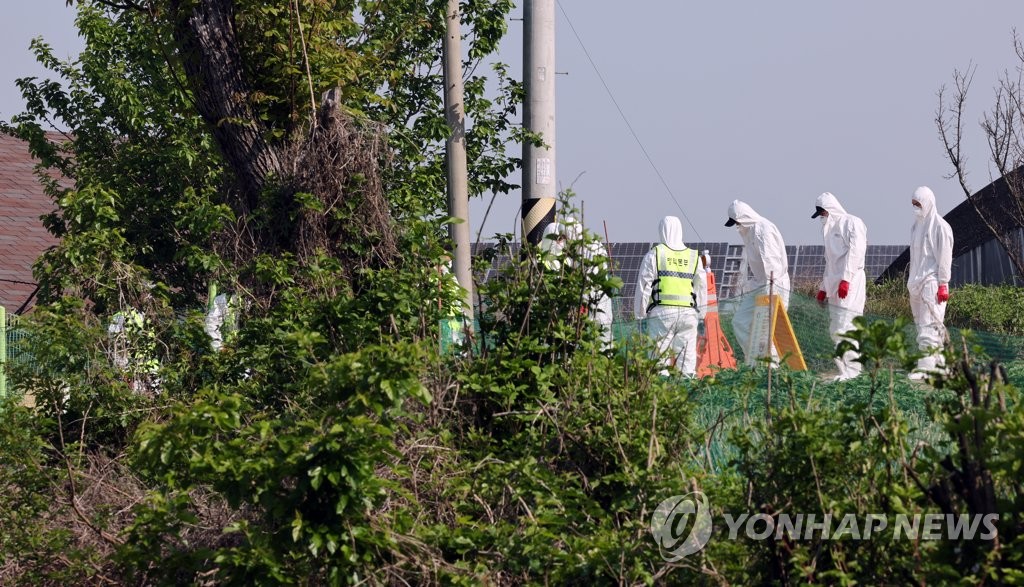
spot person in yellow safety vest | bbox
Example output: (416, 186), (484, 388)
(633, 216), (707, 376)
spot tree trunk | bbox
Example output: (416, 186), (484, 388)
(170, 0), (282, 211)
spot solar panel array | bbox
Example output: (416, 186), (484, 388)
(471, 242), (907, 320)
(788, 245), (909, 288)
(865, 245), (909, 280)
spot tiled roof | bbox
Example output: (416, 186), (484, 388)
(0, 135), (60, 313)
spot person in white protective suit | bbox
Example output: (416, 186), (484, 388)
(539, 222), (565, 270)
(563, 218), (614, 346)
(725, 200), (791, 362)
(907, 186), (953, 381)
(634, 216), (707, 375)
(108, 306), (159, 393)
(811, 192), (868, 381)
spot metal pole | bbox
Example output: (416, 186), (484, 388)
(443, 0), (474, 321)
(522, 0), (556, 245)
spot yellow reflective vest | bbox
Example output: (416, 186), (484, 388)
(650, 245), (698, 311)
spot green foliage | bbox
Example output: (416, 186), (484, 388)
(10, 298), (159, 450)
(421, 266), (698, 583)
(870, 279), (1024, 337)
(0, 400), (100, 583)
(9, 1), (1024, 585)
(912, 351), (1024, 582)
(7, 5), (228, 308)
(865, 278), (914, 322)
(713, 384), (930, 584)
(678, 321), (1021, 585)
(836, 315), (920, 381)
(1, 0), (519, 582)
(123, 343), (430, 584)
(945, 283), (1024, 335)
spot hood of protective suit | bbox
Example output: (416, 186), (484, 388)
(658, 216), (685, 249)
(816, 192), (848, 216)
(816, 191), (849, 233)
(727, 200), (764, 227)
(541, 222), (563, 241)
(913, 186), (936, 219)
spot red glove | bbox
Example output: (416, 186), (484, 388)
(837, 280), (850, 299)
(816, 290), (827, 304)
(937, 284), (949, 303)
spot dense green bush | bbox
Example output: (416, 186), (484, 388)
(865, 278), (914, 322)
(945, 283), (1024, 335)
(869, 279), (1024, 336)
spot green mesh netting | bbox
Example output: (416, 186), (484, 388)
(684, 371), (954, 472)
(439, 289), (1024, 472)
(612, 288), (1024, 373)
(441, 288), (1024, 368)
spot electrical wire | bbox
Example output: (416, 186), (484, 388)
(555, 0), (704, 242)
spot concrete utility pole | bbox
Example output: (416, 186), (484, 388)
(443, 0), (474, 320)
(522, 0), (557, 245)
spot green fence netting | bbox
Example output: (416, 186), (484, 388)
(440, 288), (1024, 471)
(1, 310), (33, 398)
(443, 288), (1023, 369)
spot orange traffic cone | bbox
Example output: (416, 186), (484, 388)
(697, 269), (737, 377)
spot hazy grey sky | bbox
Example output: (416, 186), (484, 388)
(472, 1), (1024, 248)
(1, 3), (81, 119)
(4, 2), (1022, 248)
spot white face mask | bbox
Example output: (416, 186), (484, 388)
(913, 206), (926, 219)
(819, 215), (828, 226)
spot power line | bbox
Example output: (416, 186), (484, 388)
(555, 1), (704, 242)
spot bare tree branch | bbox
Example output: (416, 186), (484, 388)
(67, 0), (147, 11)
(937, 58), (1024, 278)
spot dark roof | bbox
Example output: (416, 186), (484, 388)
(0, 135), (60, 312)
(876, 170), (1024, 282)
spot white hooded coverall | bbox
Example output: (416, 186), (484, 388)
(562, 218), (614, 346)
(205, 293), (233, 351)
(908, 186), (953, 373)
(540, 222), (565, 268)
(726, 200), (791, 363)
(815, 192), (868, 380)
(634, 216), (707, 375)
